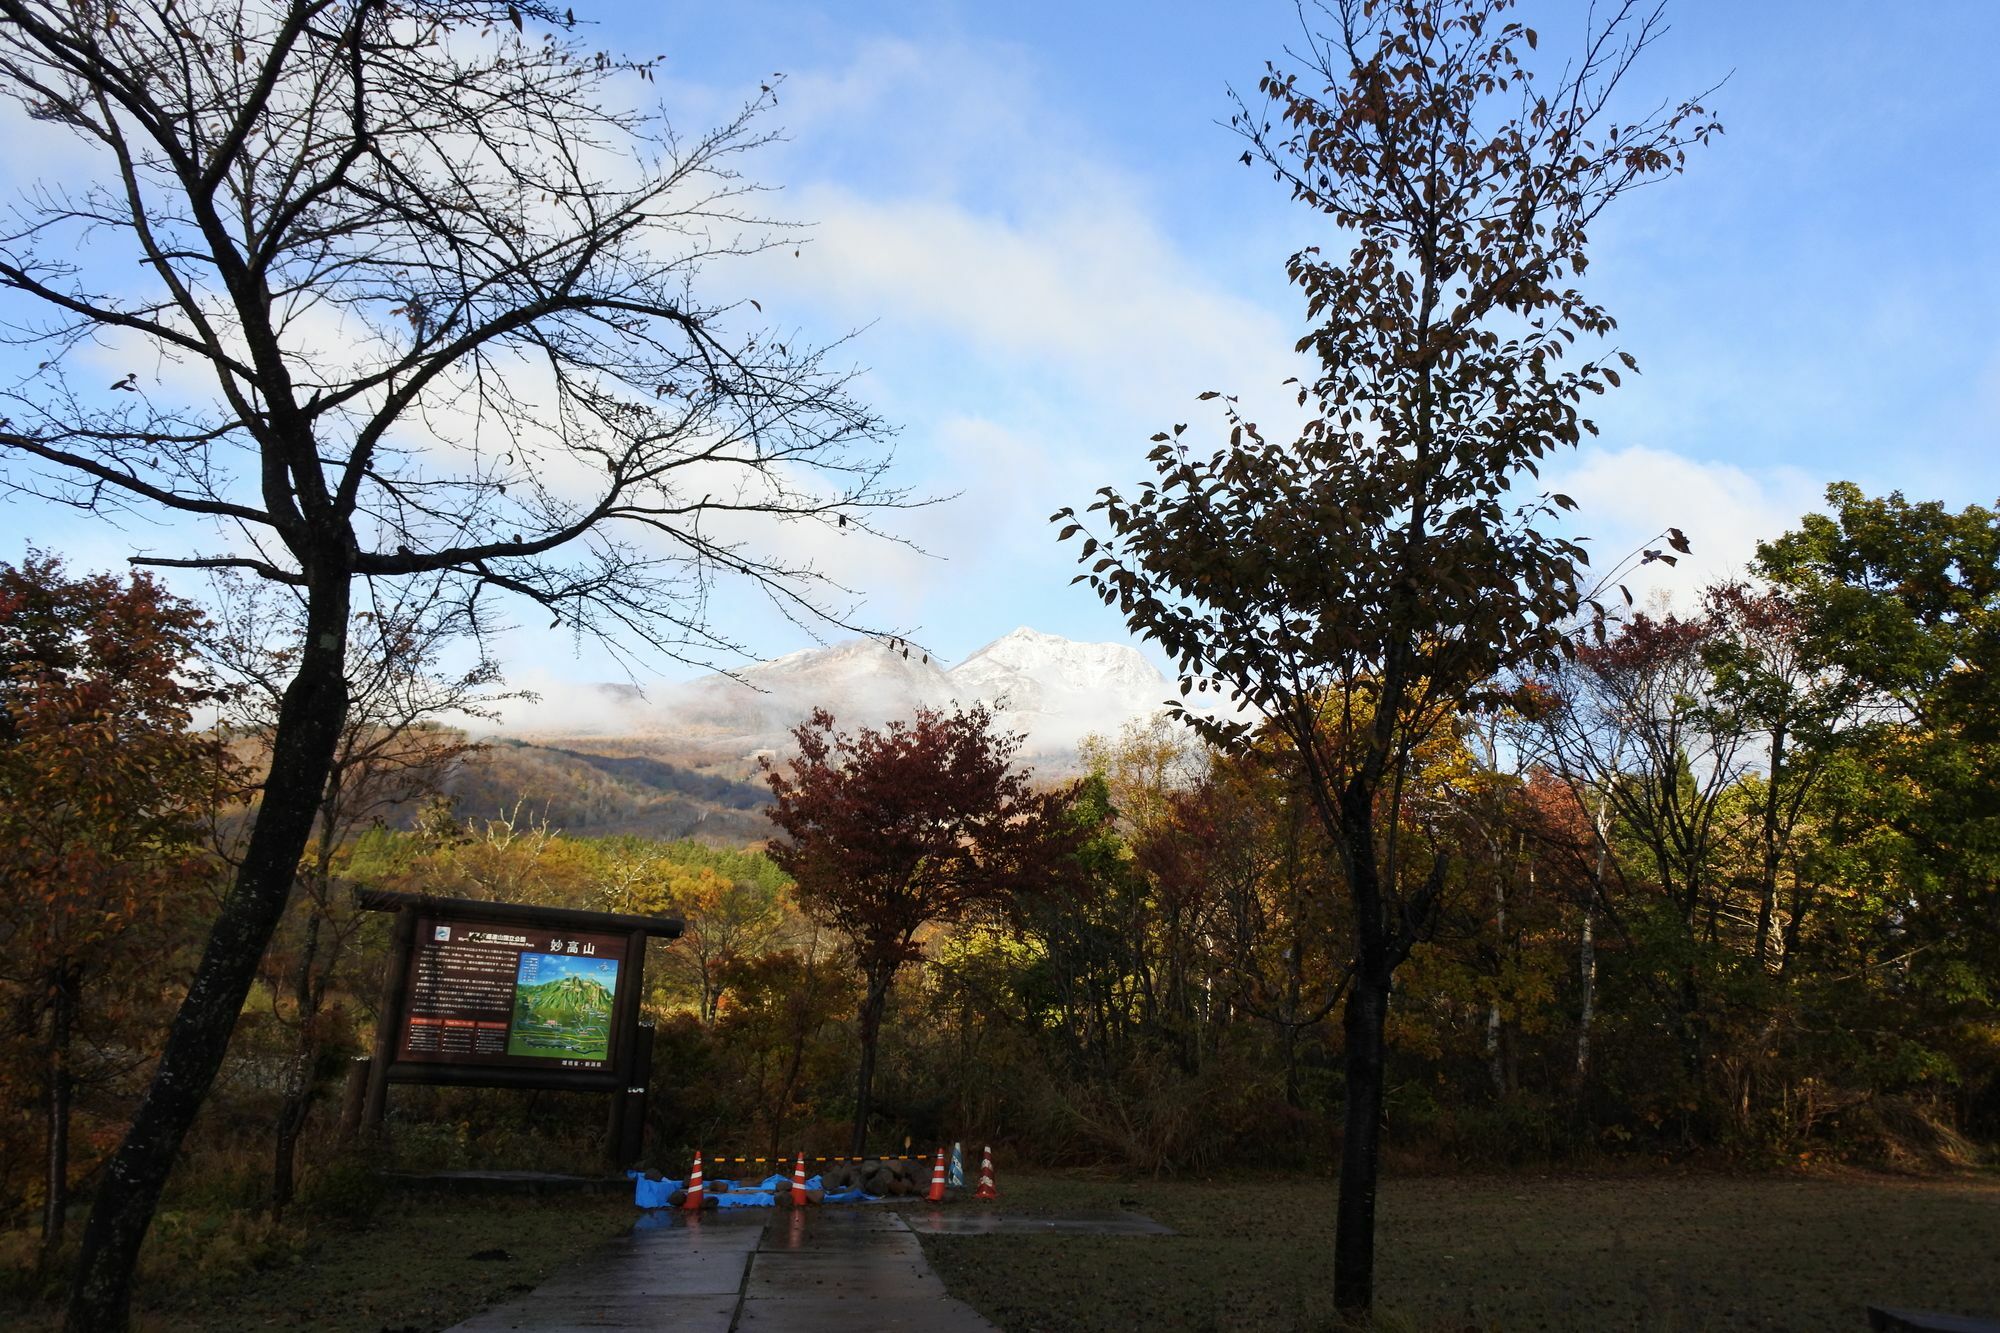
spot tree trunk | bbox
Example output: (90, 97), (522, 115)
(1282, 916), (1306, 1111)
(41, 960), (80, 1269)
(849, 972), (891, 1158)
(1753, 723), (1787, 966)
(1778, 878), (1815, 981)
(769, 964), (818, 1160)
(1281, 1022), (1302, 1111)
(768, 1055), (797, 1163)
(269, 1057), (311, 1219)
(271, 912), (324, 1217)
(1486, 863), (1508, 1099)
(1334, 965), (1390, 1316)
(1333, 790), (1390, 1318)
(1575, 904), (1596, 1089)
(66, 573), (350, 1333)
(699, 949), (719, 1025)
(1679, 967), (1705, 1081)
(1577, 795), (1610, 1090)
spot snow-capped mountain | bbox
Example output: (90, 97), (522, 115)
(947, 628), (1175, 753)
(749, 637), (956, 712)
(506, 629), (1182, 769)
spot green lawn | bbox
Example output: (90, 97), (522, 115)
(914, 1170), (2000, 1332)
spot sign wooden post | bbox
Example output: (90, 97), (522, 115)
(360, 904), (418, 1138)
(334, 1056), (370, 1146)
(609, 1019), (654, 1170)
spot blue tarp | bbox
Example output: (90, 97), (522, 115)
(632, 1169), (885, 1209)
(628, 1172), (683, 1208)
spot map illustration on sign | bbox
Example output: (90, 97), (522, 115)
(506, 951), (620, 1061)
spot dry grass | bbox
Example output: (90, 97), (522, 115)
(2, 1190), (633, 1332)
(9, 1168), (1997, 1331)
(915, 1169), (2000, 1332)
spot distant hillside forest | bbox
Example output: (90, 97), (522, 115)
(441, 739), (774, 844)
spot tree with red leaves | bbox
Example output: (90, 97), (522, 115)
(763, 704), (1076, 1155)
(0, 554), (235, 1267)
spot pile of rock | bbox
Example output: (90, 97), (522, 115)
(819, 1157), (932, 1197)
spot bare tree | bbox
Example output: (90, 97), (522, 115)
(206, 573), (523, 1215)
(0, 3), (906, 1325)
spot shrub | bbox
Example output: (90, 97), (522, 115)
(137, 1209), (310, 1293)
(297, 1151), (385, 1222)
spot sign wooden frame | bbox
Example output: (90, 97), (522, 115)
(354, 889), (682, 1144)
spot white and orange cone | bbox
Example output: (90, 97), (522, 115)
(974, 1145), (998, 1200)
(791, 1150), (809, 1206)
(926, 1147), (947, 1203)
(683, 1149), (705, 1211)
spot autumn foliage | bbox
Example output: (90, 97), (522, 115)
(763, 704), (1080, 1153)
(0, 556), (235, 1262)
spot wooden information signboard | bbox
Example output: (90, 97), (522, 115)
(353, 889), (682, 1162)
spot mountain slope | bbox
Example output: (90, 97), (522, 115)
(649, 627), (1178, 762)
(443, 740), (772, 842)
(516, 973), (614, 1023)
(944, 627), (1174, 752)
(462, 629), (1190, 842)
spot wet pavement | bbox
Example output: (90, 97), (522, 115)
(742, 1207), (994, 1331)
(448, 1210), (761, 1331)
(899, 1208), (1174, 1236)
(446, 1207), (1000, 1331)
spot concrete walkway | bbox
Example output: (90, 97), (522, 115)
(743, 1207), (994, 1331)
(448, 1207), (997, 1332)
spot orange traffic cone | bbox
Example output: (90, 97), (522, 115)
(926, 1147), (947, 1203)
(975, 1145), (997, 1200)
(791, 1150), (809, 1206)
(683, 1149), (705, 1211)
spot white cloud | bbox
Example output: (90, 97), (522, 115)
(774, 182), (1306, 426)
(469, 663), (654, 737)
(1543, 444), (1825, 609)
(721, 34), (1312, 433)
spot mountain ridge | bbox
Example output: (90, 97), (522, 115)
(509, 627), (1182, 765)
(445, 628), (1190, 845)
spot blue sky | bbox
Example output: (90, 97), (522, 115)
(7, 1), (1998, 697)
(517, 951), (620, 991)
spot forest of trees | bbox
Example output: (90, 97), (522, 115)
(5, 481), (1995, 1266)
